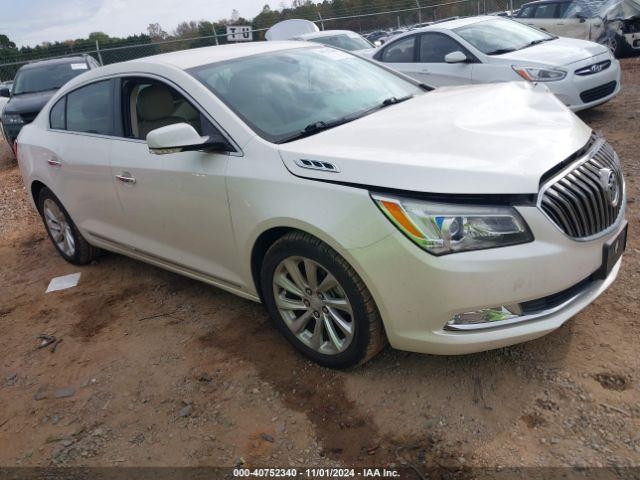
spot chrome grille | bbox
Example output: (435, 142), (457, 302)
(539, 138), (624, 239)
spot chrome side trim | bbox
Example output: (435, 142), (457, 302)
(444, 291), (582, 331)
(85, 231), (260, 302)
(444, 256), (621, 332)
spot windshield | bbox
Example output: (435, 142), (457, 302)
(454, 18), (554, 55)
(12, 62), (88, 95)
(189, 46), (422, 143)
(307, 34), (374, 51)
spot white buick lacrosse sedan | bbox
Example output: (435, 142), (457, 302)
(17, 42), (626, 367)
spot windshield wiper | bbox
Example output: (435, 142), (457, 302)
(520, 37), (558, 50)
(486, 48), (516, 55)
(278, 95), (414, 143)
(13, 87), (60, 96)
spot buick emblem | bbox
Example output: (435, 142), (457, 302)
(599, 168), (620, 207)
(591, 63), (604, 73)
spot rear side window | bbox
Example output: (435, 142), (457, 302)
(66, 80), (114, 136)
(381, 36), (416, 63)
(49, 97), (66, 130)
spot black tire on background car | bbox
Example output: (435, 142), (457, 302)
(260, 231), (387, 368)
(38, 187), (98, 265)
(608, 34), (626, 58)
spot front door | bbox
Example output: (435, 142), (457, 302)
(109, 77), (242, 286)
(412, 32), (475, 86)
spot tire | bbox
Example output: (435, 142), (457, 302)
(608, 34), (626, 58)
(38, 187), (98, 265)
(260, 231), (386, 368)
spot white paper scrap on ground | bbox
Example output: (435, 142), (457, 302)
(46, 273), (81, 293)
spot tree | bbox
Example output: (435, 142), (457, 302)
(174, 21), (199, 38)
(147, 23), (168, 42)
(88, 32), (111, 44)
(0, 34), (16, 50)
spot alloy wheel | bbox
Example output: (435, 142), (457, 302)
(43, 198), (75, 257)
(272, 256), (354, 355)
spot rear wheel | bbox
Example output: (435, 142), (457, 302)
(38, 187), (97, 265)
(261, 231), (386, 368)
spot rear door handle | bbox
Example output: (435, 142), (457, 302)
(115, 173), (136, 185)
(47, 158), (61, 168)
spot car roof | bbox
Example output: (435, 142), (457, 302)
(20, 55), (89, 71)
(420, 15), (497, 30)
(134, 41), (313, 70)
(521, 0), (572, 5)
(296, 30), (361, 40)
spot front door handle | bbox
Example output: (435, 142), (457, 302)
(47, 158), (61, 168)
(115, 173), (136, 185)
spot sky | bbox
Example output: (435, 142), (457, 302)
(0, 0), (283, 47)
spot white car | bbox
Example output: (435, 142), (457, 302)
(17, 42), (627, 367)
(514, 0), (640, 57)
(372, 16), (621, 111)
(290, 30), (375, 54)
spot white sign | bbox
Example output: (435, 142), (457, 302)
(226, 26), (252, 42)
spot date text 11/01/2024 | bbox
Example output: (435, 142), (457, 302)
(232, 468), (401, 477)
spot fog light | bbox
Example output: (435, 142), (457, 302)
(446, 305), (522, 329)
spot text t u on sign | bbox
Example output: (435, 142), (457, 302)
(226, 26), (252, 42)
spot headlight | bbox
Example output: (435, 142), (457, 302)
(372, 194), (533, 255)
(1, 114), (24, 125)
(512, 66), (566, 82)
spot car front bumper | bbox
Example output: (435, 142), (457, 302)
(348, 206), (626, 355)
(547, 56), (622, 112)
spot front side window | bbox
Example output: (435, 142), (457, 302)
(381, 36), (416, 63)
(307, 34), (374, 51)
(66, 80), (114, 135)
(455, 18), (554, 55)
(12, 61), (89, 96)
(419, 33), (466, 62)
(534, 3), (559, 17)
(122, 79), (208, 140)
(190, 46), (422, 144)
(563, 2), (585, 17)
(517, 5), (536, 17)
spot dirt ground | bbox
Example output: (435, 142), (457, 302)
(0, 59), (639, 473)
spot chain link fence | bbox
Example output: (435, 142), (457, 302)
(0, 0), (524, 81)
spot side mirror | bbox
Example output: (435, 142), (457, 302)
(146, 123), (232, 155)
(444, 51), (468, 63)
(0, 87), (10, 98)
(576, 12), (586, 22)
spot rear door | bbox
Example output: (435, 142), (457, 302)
(108, 76), (242, 286)
(376, 34), (419, 78)
(45, 79), (124, 239)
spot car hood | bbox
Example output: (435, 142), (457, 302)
(278, 82), (591, 195)
(2, 90), (55, 116)
(498, 37), (609, 66)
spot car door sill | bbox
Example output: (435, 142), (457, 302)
(85, 231), (260, 302)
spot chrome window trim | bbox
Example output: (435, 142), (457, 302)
(46, 71), (244, 157)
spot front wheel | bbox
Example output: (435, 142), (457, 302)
(261, 231), (386, 368)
